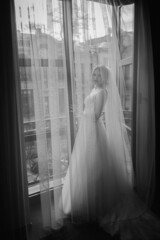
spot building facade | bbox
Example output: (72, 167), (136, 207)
(17, 27), (133, 190)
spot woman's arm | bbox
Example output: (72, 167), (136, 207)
(94, 89), (107, 120)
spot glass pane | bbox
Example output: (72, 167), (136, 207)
(120, 4), (134, 59)
(15, 0), (70, 194)
(120, 4), (134, 139)
(14, 0), (135, 194)
(72, 1), (134, 141)
(72, 0), (113, 128)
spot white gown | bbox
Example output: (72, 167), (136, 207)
(61, 88), (160, 239)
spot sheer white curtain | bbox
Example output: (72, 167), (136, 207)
(70, 0), (135, 226)
(72, 0), (155, 208)
(14, 0), (155, 233)
(15, 0), (71, 231)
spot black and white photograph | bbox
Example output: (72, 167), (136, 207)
(1, 0), (160, 239)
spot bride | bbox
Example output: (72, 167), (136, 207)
(60, 65), (160, 239)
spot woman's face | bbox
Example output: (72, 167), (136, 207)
(92, 68), (103, 87)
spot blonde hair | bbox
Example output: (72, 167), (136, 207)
(92, 65), (110, 88)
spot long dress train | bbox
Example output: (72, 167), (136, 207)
(61, 88), (160, 239)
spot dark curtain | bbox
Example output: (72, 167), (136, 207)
(148, 1), (160, 208)
(0, 0), (29, 239)
(133, 0), (160, 208)
(132, 0), (155, 206)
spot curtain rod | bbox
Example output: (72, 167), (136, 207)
(58, 0), (134, 5)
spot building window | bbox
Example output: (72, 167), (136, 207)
(58, 88), (65, 115)
(40, 43), (48, 49)
(46, 120), (52, 159)
(59, 118), (67, 139)
(57, 67), (64, 82)
(43, 67), (48, 88)
(41, 59), (48, 67)
(19, 67), (32, 81)
(55, 59), (63, 67)
(21, 89), (35, 122)
(18, 39), (30, 48)
(44, 96), (50, 117)
(25, 134), (38, 185)
(24, 121), (36, 133)
(19, 58), (31, 67)
(81, 63), (85, 107)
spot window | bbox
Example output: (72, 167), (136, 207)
(81, 63), (85, 108)
(15, 0), (70, 194)
(15, 0), (134, 194)
(25, 135), (38, 185)
(19, 67), (32, 81)
(45, 119), (52, 163)
(24, 121), (36, 133)
(42, 67), (48, 88)
(57, 67), (64, 82)
(41, 59), (48, 67)
(119, 4), (134, 137)
(50, 59), (64, 67)
(55, 59), (63, 67)
(19, 58), (31, 67)
(44, 96), (50, 117)
(21, 89), (35, 122)
(59, 118), (67, 138)
(18, 39), (30, 48)
(58, 88), (66, 115)
(40, 43), (48, 49)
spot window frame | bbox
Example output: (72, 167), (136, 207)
(17, 0), (135, 196)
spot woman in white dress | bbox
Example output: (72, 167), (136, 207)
(61, 65), (160, 239)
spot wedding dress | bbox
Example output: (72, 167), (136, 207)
(61, 73), (160, 239)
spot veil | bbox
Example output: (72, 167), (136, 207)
(99, 65), (134, 187)
(97, 65), (148, 236)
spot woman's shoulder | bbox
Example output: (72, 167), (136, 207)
(90, 87), (108, 99)
(91, 88), (107, 105)
(96, 88), (108, 98)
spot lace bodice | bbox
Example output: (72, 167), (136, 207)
(83, 88), (107, 120)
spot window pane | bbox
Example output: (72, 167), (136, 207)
(19, 58), (31, 67)
(119, 4), (134, 139)
(21, 90), (35, 121)
(57, 67), (64, 82)
(44, 96), (50, 117)
(42, 67), (48, 88)
(15, 0), (70, 193)
(120, 4), (134, 59)
(19, 67), (32, 81)
(72, 0), (134, 141)
(72, 0), (113, 128)
(15, 0), (134, 194)
(41, 59), (48, 67)
(58, 88), (66, 115)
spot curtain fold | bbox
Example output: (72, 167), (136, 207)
(0, 0), (30, 239)
(14, 0), (72, 233)
(132, 0), (155, 206)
